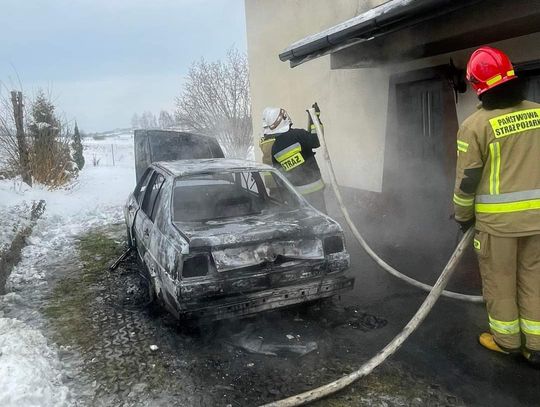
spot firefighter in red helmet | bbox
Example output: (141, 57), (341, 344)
(453, 46), (540, 365)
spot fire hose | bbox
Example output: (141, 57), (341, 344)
(257, 109), (480, 407)
(307, 108), (482, 304)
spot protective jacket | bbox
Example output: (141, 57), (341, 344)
(270, 128), (324, 195)
(453, 100), (540, 236)
(259, 135), (275, 167)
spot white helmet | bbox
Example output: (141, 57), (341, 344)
(262, 107), (291, 135)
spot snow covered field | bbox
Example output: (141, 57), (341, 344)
(0, 133), (135, 407)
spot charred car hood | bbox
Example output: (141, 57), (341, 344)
(173, 207), (341, 249)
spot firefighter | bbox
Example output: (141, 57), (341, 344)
(261, 105), (327, 213)
(453, 46), (540, 365)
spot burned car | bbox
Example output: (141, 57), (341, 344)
(124, 159), (353, 320)
(134, 129), (224, 182)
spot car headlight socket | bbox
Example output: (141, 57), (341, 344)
(323, 236), (344, 255)
(181, 254), (210, 278)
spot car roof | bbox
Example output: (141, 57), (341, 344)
(153, 158), (275, 177)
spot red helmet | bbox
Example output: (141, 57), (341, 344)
(466, 46), (517, 95)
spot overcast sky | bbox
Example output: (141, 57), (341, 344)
(0, 0), (247, 132)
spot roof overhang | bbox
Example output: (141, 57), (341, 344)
(280, 0), (540, 68)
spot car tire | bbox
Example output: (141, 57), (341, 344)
(139, 264), (156, 306)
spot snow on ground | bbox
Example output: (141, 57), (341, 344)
(0, 201), (33, 253)
(0, 133), (135, 407)
(0, 311), (69, 407)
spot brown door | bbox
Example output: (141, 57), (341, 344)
(524, 72), (540, 101)
(380, 69), (467, 284)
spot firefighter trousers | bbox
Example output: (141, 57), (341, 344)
(474, 231), (540, 351)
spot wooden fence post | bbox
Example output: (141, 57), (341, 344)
(11, 91), (32, 186)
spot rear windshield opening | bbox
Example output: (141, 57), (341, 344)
(173, 170), (301, 222)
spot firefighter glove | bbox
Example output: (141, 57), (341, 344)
(457, 217), (475, 233)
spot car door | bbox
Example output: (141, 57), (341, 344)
(148, 179), (180, 310)
(128, 168), (153, 250)
(138, 171), (166, 265)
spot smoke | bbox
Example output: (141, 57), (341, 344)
(318, 62), (479, 289)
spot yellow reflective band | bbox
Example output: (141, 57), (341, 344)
(275, 146), (302, 162)
(521, 318), (540, 335)
(486, 74), (502, 86)
(473, 239), (481, 250)
(296, 178), (325, 195)
(489, 142), (501, 195)
(453, 194), (474, 207)
(259, 138), (275, 146)
(476, 199), (540, 213)
(489, 316), (520, 335)
(507, 69), (515, 77)
(274, 143), (305, 172)
(489, 108), (540, 138)
(457, 140), (469, 152)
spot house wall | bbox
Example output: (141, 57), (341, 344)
(245, 0), (540, 193)
(245, 0), (390, 192)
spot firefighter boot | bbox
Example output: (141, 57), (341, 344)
(522, 348), (540, 367)
(479, 333), (510, 354)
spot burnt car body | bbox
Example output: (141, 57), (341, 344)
(124, 159), (353, 320)
(134, 130), (224, 182)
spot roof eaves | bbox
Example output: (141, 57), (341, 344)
(279, 0), (483, 67)
(279, 0), (415, 63)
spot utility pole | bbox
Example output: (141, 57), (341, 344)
(11, 91), (32, 186)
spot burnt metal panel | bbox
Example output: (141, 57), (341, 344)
(134, 130), (225, 182)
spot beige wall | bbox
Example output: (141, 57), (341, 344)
(245, 0), (540, 192)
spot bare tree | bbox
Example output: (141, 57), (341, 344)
(0, 94), (21, 178)
(175, 47), (252, 158)
(131, 113), (140, 129)
(158, 110), (174, 129)
(0, 89), (34, 183)
(139, 111), (157, 129)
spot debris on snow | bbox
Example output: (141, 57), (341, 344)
(231, 325), (318, 357)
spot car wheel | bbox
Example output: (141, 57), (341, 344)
(139, 266), (156, 306)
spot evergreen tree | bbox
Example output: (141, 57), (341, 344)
(28, 90), (60, 149)
(72, 122), (85, 170)
(28, 89), (74, 186)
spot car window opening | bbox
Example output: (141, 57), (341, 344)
(173, 170), (301, 222)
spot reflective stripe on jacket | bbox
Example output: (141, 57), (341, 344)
(454, 100), (540, 236)
(271, 128), (324, 194)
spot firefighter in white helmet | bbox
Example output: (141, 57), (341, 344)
(260, 105), (326, 213)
